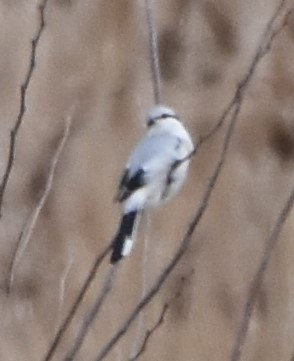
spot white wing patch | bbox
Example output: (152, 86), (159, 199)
(122, 237), (133, 256)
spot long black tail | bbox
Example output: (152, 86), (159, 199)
(110, 211), (138, 264)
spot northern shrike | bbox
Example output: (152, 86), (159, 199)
(110, 105), (194, 264)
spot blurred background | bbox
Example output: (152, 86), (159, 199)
(0, 0), (293, 360)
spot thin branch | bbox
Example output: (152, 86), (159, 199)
(42, 242), (112, 361)
(129, 270), (194, 361)
(198, 0), (290, 147)
(55, 254), (74, 334)
(63, 266), (118, 361)
(131, 305), (168, 361)
(230, 186), (294, 361)
(263, 0), (289, 46)
(7, 114), (72, 293)
(169, 3), (291, 172)
(0, 0), (49, 217)
(171, 147), (196, 171)
(261, 7), (292, 56)
(162, 147), (196, 199)
(144, 0), (162, 104)
(93, 5), (289, 360)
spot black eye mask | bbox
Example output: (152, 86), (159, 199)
(147, 113), (179, 127)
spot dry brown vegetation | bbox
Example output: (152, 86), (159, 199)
(0, 1), (294, 360)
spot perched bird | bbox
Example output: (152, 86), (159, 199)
(110, 105), (194, 264)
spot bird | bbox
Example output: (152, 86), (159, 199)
(110, 105), (194, 264)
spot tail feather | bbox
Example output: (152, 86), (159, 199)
(110, 211), (138, 264)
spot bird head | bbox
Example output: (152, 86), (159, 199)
(146, 105), (179, 128)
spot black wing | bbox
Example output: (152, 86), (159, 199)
(114, 168), (146, 203)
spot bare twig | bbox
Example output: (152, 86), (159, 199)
(198, 0), (290, 147)
(168, 2), (291, 174)
(131, 305), (168, 361)
(55, 254), (74, 334)
(0, 0), (49, 216)
(42, 242), (112, 361)
(93, 5), (289, 360)
(230, 186), (294, 361)
(129, 270), (194, 361)
(7, 114), (72, 293)
(63, 266), (118, 361)
(144, 0), (162, 104)
(263, 0), (289, 46)
(171, 147), (196, 172)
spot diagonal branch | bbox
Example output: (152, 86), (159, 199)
(93, 4), (290, 360)
(7, 113), (72, 293)
(42, 242), (112, 361)
(63, 266), (118, 361)
(230, 186), (294, 361)
(170, 2), (291, 173)
(129, 270), (194, 361)
(131, 305), (168, 361)
(198, 0), (290, 147)
(55, 253), (74, 334)
(0, 0), (49, 217)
